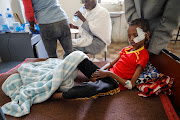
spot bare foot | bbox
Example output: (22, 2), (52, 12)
(52, 93), (63, 100)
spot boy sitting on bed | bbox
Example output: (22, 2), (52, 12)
(52, 18), (150, 100)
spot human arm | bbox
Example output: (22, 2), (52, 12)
(124, 0), (139, 22)
(148, 0), (180, 55)
(100, 55), (121, 70)
(74, 11), (86, 22)
(22, 0), (37, 33)
(92, 64), (143, 88)
(69, 23), (79, 29)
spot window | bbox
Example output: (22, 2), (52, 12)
(99, 0), (124, 4)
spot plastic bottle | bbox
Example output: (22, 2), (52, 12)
(0, 14), (9, 33)
(0, 14), (4, 33)
(5, 8), (15, 32)
(72, 6), (85, 22)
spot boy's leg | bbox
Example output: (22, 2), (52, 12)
(77, 58), (99, 78)
(51, 59), (101, 100)
(61, 59), (119, 99)
(62, 77), (120, 99)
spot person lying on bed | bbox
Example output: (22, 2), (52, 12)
(52, 18), (150, 100)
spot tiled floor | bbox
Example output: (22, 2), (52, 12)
(57, 41), (180, 61)
(167, 41), (180, 57)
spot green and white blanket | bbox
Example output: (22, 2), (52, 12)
(1, 51), (88, 117)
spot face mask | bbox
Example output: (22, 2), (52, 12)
(133, 27), (145, 43)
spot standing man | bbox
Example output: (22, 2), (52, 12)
(22, 0), (73, 58)
(70, 0), (112, 55)
(124, 0), (180, 56)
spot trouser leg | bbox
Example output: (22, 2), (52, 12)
(39, 20), (73, 58)
(62, 58), (120, 99)
(39, 23), (58, 58)
(58, 20), (73, 58)
(77, 58), (99, 78)
(41, 37), (58, 58)
(63, 76), (119, 99)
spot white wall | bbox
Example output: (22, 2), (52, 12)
(0, 0), (26, 24)
(58, 0), (84, 25)
(0, 0), (12, 15)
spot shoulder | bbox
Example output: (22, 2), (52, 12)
(140, 48), (149, 59)
(119, 46), (132, 55)
(96, 5), (109, 14)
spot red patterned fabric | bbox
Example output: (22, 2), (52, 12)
(137, 75), (173, 97)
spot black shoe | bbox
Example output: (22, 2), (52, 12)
(98, 77), (120, 96)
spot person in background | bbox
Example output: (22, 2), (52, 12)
(52, 18), (150, 100)
(124, 0), (180, 56)
(22, 0), (73, 58)
(70, 0), (112, 55)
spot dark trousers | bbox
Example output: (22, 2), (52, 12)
(62, 59), (119, 99)
(39, 19), (73, 58)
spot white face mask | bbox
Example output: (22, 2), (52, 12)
(133, 27), (145, 43)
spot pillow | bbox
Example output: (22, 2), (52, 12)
(136, 62), (159, 85)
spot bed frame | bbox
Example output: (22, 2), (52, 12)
(150, 49), (180, 110)
(0, 49), (179, 120)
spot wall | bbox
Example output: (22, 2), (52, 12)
(0, 0), (26, 24)
(101, 2), (128, 42)
(58, 0), (84, 25)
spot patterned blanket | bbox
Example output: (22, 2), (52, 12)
(137, 75), (173, 97)
(1, 51), (88, 117)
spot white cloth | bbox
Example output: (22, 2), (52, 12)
(124, 80), (133, 89)
(73, 4), (112, 47)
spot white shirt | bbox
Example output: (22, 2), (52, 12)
(72, 4), (112, 47)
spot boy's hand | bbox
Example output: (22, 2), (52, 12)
(92, 69), (110, 79)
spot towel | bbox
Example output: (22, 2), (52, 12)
(1, 51), (88, 117)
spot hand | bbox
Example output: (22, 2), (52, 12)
(69, 23), (78, 29)
(29, 26), (37, 33)
(74, 11), (86, 22)
(91, 69), (110, 79)
(89, 77), (97, 82)
(29, 21), (37, 33)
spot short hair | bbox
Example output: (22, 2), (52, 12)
(129, 18), (150, 32)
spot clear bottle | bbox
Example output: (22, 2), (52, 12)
(5, 8), (15, 32)
(0, 14), (9, 33)
(72, 6), (85, 22)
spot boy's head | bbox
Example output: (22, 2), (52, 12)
(128, 18), (150, 50)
